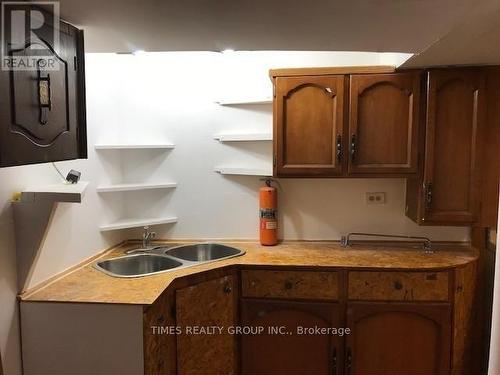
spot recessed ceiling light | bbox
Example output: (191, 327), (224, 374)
(132, 50), (146, 56)
(221, 49), (235, 54)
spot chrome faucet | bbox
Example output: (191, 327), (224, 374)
(142, 226), (156, 249)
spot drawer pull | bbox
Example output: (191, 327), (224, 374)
(284, 280), (293, 290)
(393, 281), (403, 290)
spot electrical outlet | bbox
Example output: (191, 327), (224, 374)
(366, 192), (386, 205)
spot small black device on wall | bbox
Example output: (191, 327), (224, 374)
(0, 4), (87, 168)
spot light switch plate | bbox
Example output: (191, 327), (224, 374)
(366, 192), (386, 205)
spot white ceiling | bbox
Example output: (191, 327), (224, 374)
(58, 0), (500, 66)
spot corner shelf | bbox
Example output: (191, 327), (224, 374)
(214, 132), (272, 142)
(19, 181), (89, 203)
(216, 98), (272, 106)
(96, 182), (177, 193)
(214, 167), (273, 177)
(99, 216), (178, 232)
(94, 143), (175, 150)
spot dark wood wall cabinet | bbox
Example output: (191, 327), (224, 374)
(271, 67), (421, 178)
(272, 66), (499, 228)
(0, 5), (87, 167)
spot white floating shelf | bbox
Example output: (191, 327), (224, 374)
(99, 216), (178, 232)
(97, 182), (177, 193)
(214, 132), (272, 142)
(216, 98), (272, 105)
(94, 143), (175, 150)
(214, 167), (273, 177)
(19, 182), (89, 203)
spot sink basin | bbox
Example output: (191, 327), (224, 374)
(94, 254), (182, 278)
(164, 243), (245, 262)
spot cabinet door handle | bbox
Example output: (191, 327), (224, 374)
(346, 347), (352, 375)
(350, 135), (357, 162)
(424, 182), (433, 210)
(332, 347), (337, 375)
(37, 60), (52, 125)
(336, 135), (342, 162)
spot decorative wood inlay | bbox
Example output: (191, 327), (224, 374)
(348, 271), (450, 301)
(241, 270), (339, 300)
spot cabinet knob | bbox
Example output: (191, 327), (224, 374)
(336, 135), (342, 162)
(223, 284), (232, 294)
(284, 280), (293, 290)
(394, 281), (403, 290)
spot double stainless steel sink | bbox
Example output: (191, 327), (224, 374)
(94, 243), (245, 278)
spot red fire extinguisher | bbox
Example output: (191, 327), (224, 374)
(260, 179), (278, 246)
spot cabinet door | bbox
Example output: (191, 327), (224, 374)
(241, 299), (342, 375)
(176, 276), (236, 375)
(274, 75), (345, 177)
(0, 7), (87, 167)
(348, 72), (420, 175)
(346, 302), (451, 375)
(421, 69), (484, 224)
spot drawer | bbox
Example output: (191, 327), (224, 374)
(241, 270), (339, 300)
(348, 271), (450, 301)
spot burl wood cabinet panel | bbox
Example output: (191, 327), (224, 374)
(407, 68), (485, 225)
(176, 275), (236, 375)
(346, 302), (452, 375)
(348, 271), (450, 302)
(241, 299), (342, 375)
(273, 75), (345, 177)
(241, 269), (339, 300)
(348, 72), (421, 175)
(0, 6), (87, 167)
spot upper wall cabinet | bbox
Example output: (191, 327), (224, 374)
(0, 5), (87, 167)
(271, 67), (421, 178)
(406, 68), (485, 225)
(273, 75), (345, 177)
(348, 73), (420, 175)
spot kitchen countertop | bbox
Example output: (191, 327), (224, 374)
(19, 240), (478, 305)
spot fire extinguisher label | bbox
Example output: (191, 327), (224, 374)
(265, 221), (278, 230)
(260, 208), (277, 219)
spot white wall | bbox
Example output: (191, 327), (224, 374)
(85, 51), (469, 241)
(0, 51), (470, 375)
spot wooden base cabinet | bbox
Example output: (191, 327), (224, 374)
(346, 302), (452, 375)
(241, 299), (342, 375)
(175, 275), (237, 375)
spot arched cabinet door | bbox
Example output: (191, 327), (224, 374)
(346, 302), (451, 375)
(421, 69), (484, 224)
(274, 75), (345, 177)
(348, 73), (421, 175)
(241, 299), (341, 375)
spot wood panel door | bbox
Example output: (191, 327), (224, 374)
(274, 75), (345, 177)
(176, 275), (236, 375)
(0, 5), (87, 167)
(346, 302), (451, 375)
(241, 299), (342, 375)
(421, 69), (485, 224)
(348, 72), (420, 175)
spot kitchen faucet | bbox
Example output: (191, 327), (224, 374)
(142, 226), (156, 249)
(125, 226), (157, 254)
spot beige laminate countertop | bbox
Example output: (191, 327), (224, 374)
(20, 241), (478, 305)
